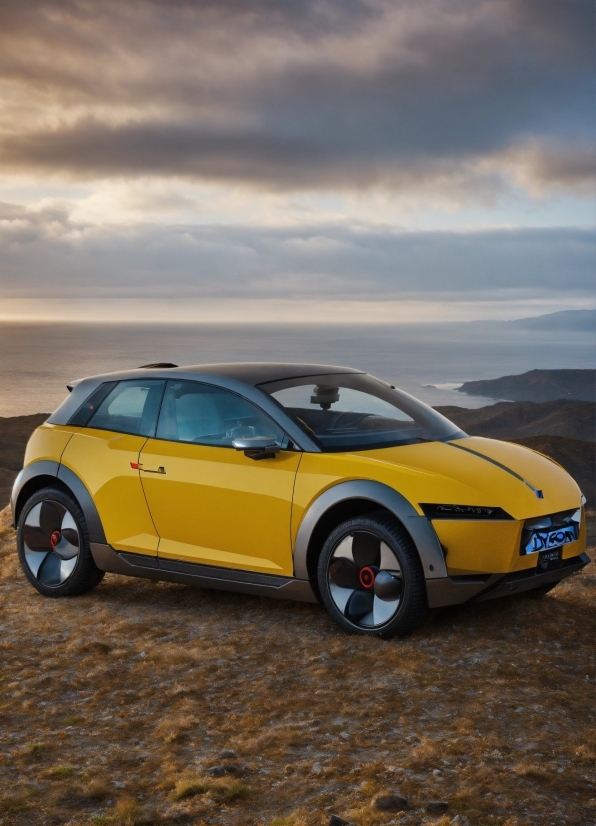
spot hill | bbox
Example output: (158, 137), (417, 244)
(509, 435), (594, 508)
(457, 369), (595, 402)
(435, 400), (595, 441)
(0, 414), (48, 509)
(505, 309), (596, 331)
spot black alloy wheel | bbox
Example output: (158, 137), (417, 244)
(17, 487), (104, 597)
(317, 512), (427, 637)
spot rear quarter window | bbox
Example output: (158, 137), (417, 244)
(84, 380), (165, 437)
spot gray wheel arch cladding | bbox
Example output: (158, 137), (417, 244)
(12, 461), (107, 545)
(293, 480), (447, 581)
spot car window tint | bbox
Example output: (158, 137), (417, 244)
(156, 380), (288, 447)
(68, 381), (119, 426)
(260, 373), (464, 450)
(88, 380), (165, 437)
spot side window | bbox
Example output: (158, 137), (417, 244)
(68, 381), (119, 426)
(156, 380), (288, 447)
(87, 380), (165, 437)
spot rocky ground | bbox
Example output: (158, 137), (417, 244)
(0, 504), (594, 826)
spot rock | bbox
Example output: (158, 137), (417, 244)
(374, 794), (408, 811)
(427, 801), (449, 813)
(220, 749), (236, 759)
(339, 732), (350, 740)
(329, 816), (349, 826)
(311, 762), (322, 773)
(206, 766), (226, 777)
(223, 764), (241, 775)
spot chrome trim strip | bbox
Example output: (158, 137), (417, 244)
(293, 480), (448, 581)
(90, 543), (318, 603)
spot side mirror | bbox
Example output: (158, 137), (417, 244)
(232, 438), (281, 460)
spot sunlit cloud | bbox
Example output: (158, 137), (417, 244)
(0, 0), (593, 320)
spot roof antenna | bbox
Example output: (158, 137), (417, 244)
(138, 363), (178, 369)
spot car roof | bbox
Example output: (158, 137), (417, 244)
(174, 362), (363, 386)
(51, 362), (363, 450)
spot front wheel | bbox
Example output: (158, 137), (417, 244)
(17, 487), (104, 597)
(317, 512), (428, 637)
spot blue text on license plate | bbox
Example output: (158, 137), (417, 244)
(523, 525), (578, 555)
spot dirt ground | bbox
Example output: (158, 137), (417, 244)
(0, 506), (593, 826)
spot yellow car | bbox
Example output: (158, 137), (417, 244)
(12, 363), (588, 637)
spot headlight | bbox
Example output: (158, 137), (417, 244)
(420, 504), (513, 520)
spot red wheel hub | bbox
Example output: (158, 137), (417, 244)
(50, 530), (61, 548)
(359, 566), (375, 589)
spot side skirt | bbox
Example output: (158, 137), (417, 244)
(90, 543), (319, 603)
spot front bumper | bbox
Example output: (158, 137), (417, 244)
(426, 553), (590, 608)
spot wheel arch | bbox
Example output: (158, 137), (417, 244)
(12, 461), (107, 544)
(293, 480), (448, 586)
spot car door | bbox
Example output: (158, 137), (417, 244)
(60, 378), (165, 556)
(139, 380), (302, 576)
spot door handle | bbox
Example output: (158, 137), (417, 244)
(131, 463), (166, 474)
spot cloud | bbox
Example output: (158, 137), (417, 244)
(0, 2), (591, 323)
(0, 0), (592, 195)
(490, 141), (596, 196)
(1, 201), (593, 303)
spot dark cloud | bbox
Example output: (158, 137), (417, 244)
(0, 0), (592, 191)
(1, 201), (593, 300)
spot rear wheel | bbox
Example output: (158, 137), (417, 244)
(317, 512), (427, 637)
(17, 487), (104, 597)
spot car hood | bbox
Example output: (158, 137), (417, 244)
(353, 436), (582, 520)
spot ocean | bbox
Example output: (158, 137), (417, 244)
(0, 321), (594, 417)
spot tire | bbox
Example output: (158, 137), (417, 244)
(17, 486), (105, 597)
(317, 512), (428, 637)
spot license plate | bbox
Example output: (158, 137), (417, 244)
(538, 548), (561, 570)
(522, 524), (578, 555)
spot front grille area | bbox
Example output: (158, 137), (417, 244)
(520, 508), (582, 556)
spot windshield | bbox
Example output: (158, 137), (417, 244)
(259, 372), (465, 451)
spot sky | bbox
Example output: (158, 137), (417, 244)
(0, 0), (594, 323)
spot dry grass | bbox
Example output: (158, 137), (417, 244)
(0, 504), (593, 826)
(170, 774), (250, 803)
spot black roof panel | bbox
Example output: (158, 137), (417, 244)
(178, 362), (363, 386)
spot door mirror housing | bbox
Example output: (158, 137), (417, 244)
(233, 438), (281, 460)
